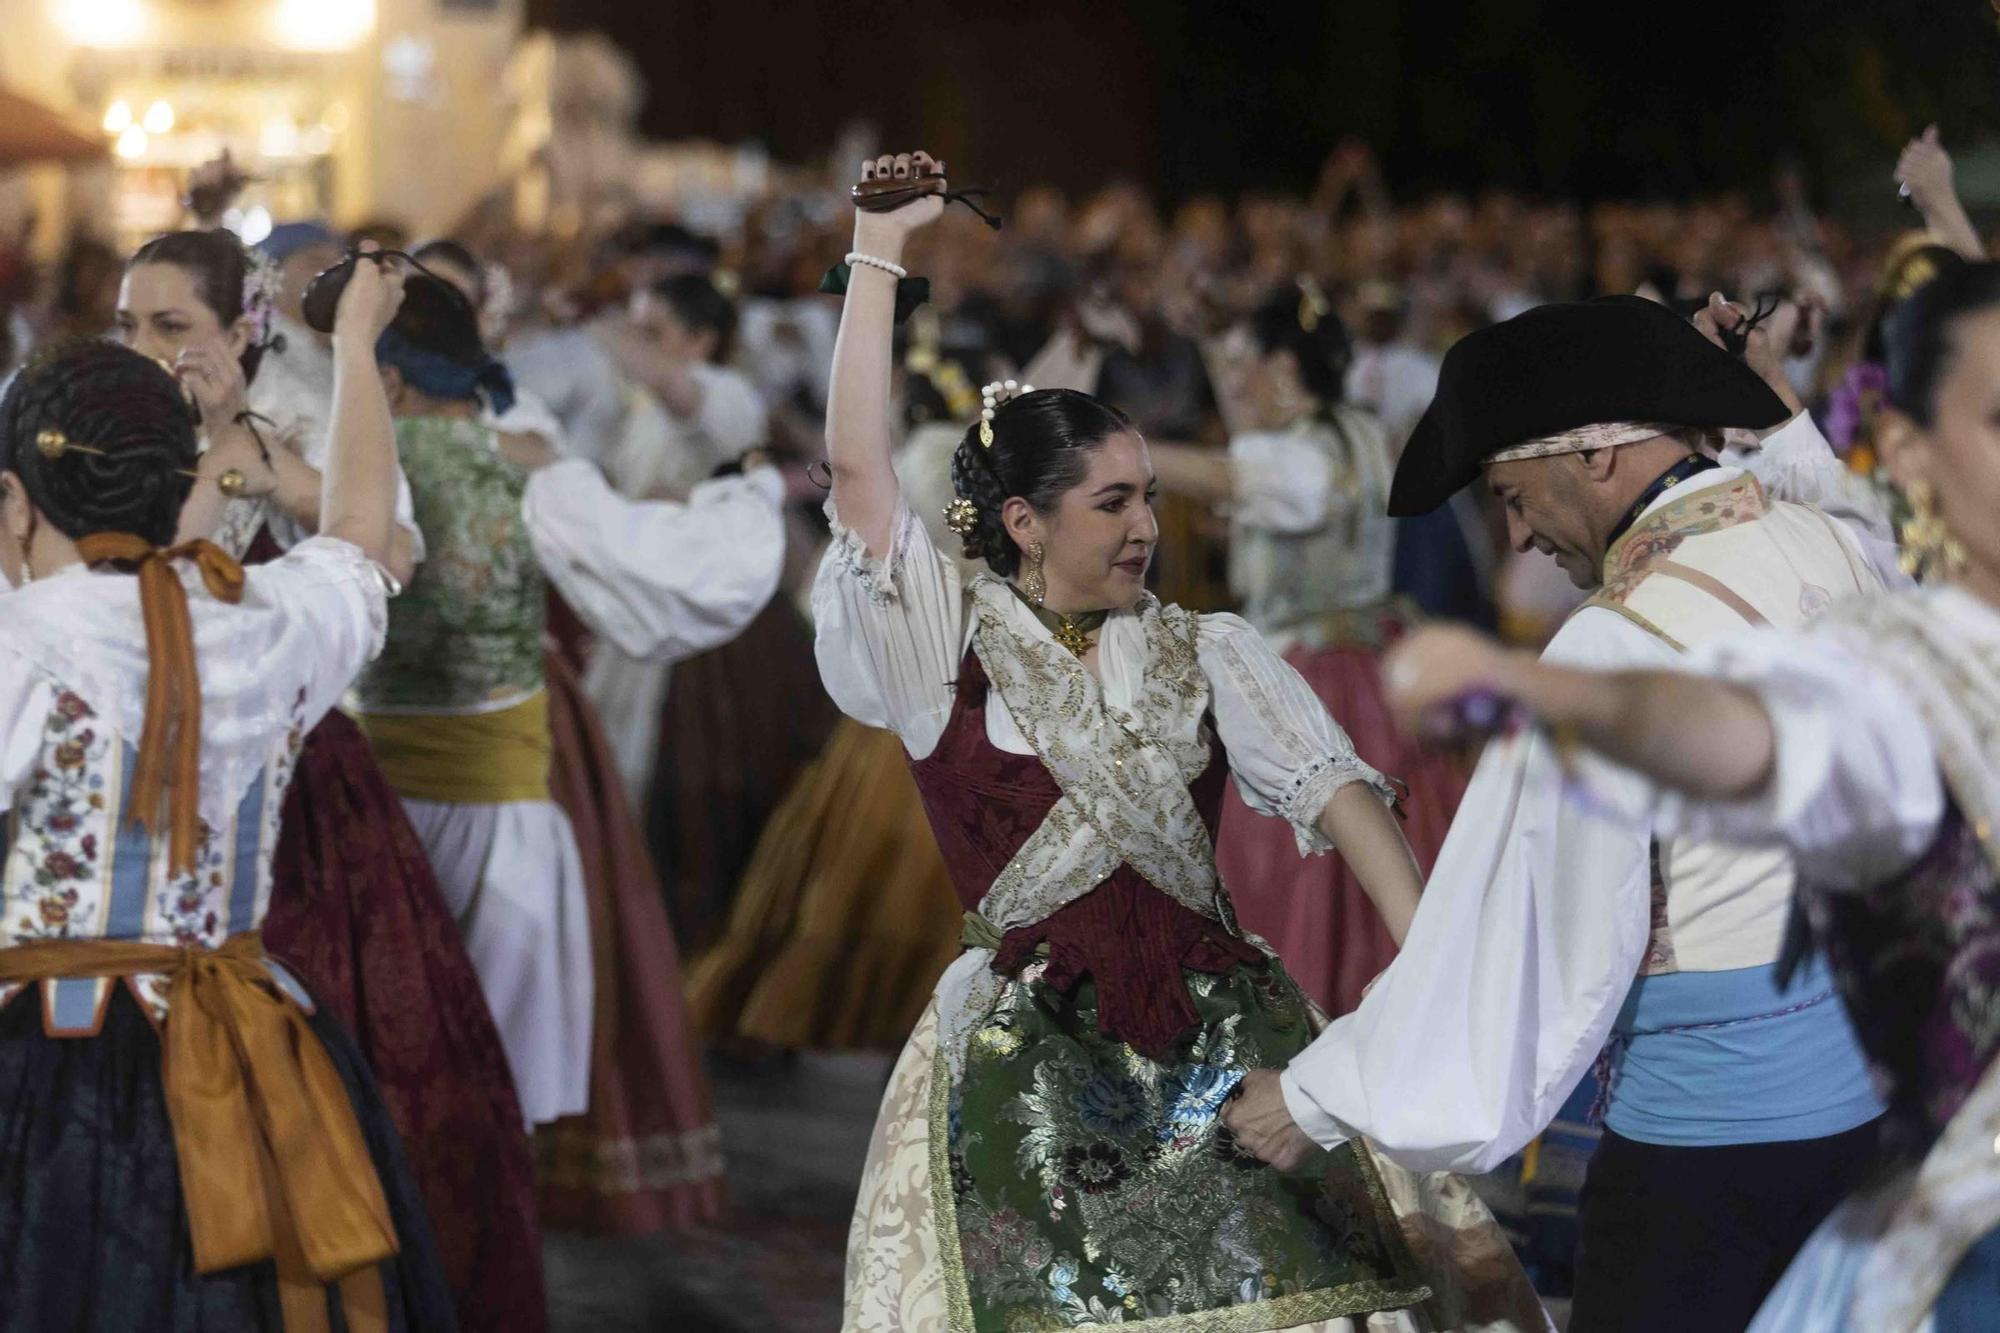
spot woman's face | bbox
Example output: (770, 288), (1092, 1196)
(116, 262), (247, 370)
(1883, 306), (2000, 590)
(630, 291), (717, 364)
(1005, 430), (1159, 613)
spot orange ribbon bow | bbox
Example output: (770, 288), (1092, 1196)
(73, 534), (246, 877)
(0, 934), (399, 1331)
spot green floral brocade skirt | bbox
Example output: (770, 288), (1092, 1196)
(935, 960), (1431, 1331)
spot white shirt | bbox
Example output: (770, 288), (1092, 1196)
(1278, 452), (1876, 1173)
(523, 459), (785, 663)
(606, 362), (768, 502)
(811, 496), (1389, 851)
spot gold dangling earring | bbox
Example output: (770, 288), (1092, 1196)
(1898, 479), (1967, 582)
(13, 516), (32, 589)
(1022, 541), (1048, 606)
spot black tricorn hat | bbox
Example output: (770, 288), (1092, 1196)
(1387, 296), (1791, 516)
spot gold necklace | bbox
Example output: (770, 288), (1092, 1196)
(1010, 585), (1108, 657)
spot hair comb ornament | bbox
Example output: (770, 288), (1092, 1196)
(943, 497), (980, 538)
(1296, 276), (1330, 333)
(35, 428), (96, 461)
(978, 379), (1034, 448)
(35, 428), (208, 486)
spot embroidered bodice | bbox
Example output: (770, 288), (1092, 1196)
(0, 536), (389, 1030)
(910, 649), (1261, 1060)
(353, 414), (545, 713)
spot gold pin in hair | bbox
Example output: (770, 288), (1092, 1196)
(35, 429), (105, 461)
(943, 497), (979, 538)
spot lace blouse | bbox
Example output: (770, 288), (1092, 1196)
(811, 496), (1392, 859)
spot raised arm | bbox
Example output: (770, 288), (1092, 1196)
(1897, 125), (1986, 262)
(825, 150), (946, 557)
(319, 252), (407, 568)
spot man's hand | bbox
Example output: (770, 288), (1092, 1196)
(1219, 1069), (1319, 1172)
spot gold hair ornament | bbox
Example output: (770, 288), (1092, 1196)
(977, 379), (1034, 448)
(943, 497), (980, 539)
(1297, 275), (1330, 333)
(36, 429), (204, 485)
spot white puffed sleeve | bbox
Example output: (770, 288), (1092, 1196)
(0, 653), (55, 815)
(247, 535), (392, 727)
(1722, 412), (1905, 589)
(1197, 612), (1394, 854)
(809, 496), (967, 758)
(688, 364), (770, 460)
(1640, 629), (1946, 890)
(524, 459), (784, 663)
(1228, 430), (1333, 534)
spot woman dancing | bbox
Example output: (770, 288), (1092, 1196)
(1150, 284), (1465, 1014)
(0, 259), (458, 1329)
(823, 150), (1543, 1333)
(117, 228), (547, 1332)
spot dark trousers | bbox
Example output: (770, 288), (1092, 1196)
(1569, 1120), (1880, 1333)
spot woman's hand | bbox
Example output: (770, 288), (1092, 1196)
(174, 337), (250, 428)
(1381, 623), (1522, 741)
(1897, 125), (1957, 217)
(852, 150), (948, 258)
(1693, 292), (1806, 417)
(333, 245), (406, 349)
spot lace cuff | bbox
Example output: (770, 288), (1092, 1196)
(1280, 751), (1397, 857)
(823, 496), (918, 608)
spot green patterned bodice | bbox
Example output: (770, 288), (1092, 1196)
(353, 414), (546, 712)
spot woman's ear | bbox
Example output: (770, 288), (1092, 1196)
(1000, 495), (1039, 551)
(224, 315), (252, 362)
(0, 471), (29, 543)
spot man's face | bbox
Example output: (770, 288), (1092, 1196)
(1485, 453), (1608, 589)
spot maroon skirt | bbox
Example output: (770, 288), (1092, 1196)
(1215, 634), (1468, 1018)
(535, 649), (728, 1234)
(260, 710), (547, 1333)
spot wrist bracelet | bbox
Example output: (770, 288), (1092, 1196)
(845, 251), (909, 281)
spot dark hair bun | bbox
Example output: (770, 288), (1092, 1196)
(1246, 282), (1351, 409)
(946, 387), (1132, 577)
(0, 339), (198, 547)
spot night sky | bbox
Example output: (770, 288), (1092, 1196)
(526, 0), (2000, 205)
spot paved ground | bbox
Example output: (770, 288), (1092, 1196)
(546, 1051), (892, 1332)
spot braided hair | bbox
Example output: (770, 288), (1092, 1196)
(947, 388), (1132, 577)
(127, 230), (272, 384)
(0, 340), (199, 547)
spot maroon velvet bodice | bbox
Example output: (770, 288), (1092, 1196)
(908, 649), (1261, 1060)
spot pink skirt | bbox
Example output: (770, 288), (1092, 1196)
(1216, 633), (1468, 1018)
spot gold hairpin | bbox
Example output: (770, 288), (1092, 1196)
(943, 496), (979, 538)
(36, 428), (102, 461)
(35, 427), (205, 484)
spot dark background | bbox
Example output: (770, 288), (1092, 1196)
(523, 0), (2000, 205)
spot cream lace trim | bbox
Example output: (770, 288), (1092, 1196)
(1281, 752), (1398, 857)
(824, 496), (921, 608)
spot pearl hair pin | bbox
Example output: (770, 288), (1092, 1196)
(977, 379), (1034, 447)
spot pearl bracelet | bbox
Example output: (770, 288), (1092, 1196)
(845, 251), (909, 281)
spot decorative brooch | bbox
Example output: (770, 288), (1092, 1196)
(943, 496), (979, 538)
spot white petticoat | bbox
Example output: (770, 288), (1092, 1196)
(401, 797), (594, 1127)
